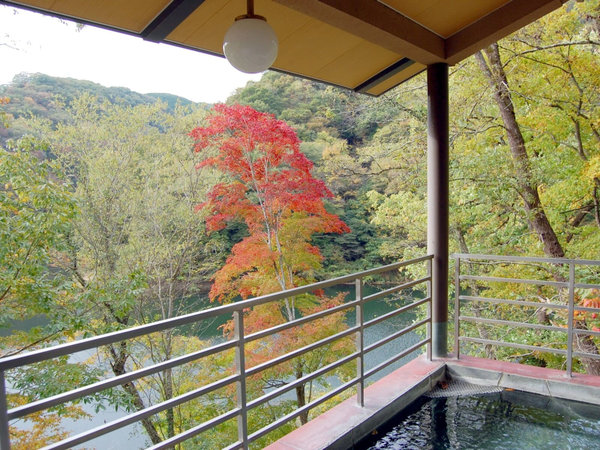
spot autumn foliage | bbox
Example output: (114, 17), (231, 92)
(578, 290), (600, 333)
(191, 103), (349, 303)
(191, 104), (353, 425)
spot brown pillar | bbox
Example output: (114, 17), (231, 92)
(427, 63), (449, 358)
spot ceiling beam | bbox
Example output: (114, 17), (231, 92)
(354, 57), (415, 94)
(445, 0), (565, 64)
(275, 0), (445, 64)
(142, 0), (206, 42)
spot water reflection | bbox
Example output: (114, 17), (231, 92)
(362, 391), (600, 449)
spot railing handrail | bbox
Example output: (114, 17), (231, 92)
(0, 254), (432, 371)
(453, 253), (600, 378)
(452, 252), (600, 266)
(0, 255), (433, 450)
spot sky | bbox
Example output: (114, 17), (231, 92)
(0, 5), (263, 103)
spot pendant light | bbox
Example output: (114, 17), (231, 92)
(223, 0), (278, 73)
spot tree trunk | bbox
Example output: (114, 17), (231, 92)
(165, 367), (175, 439)
(475, 43), (600, 375)
(475, 44), (564, 259)
(295, 364), (309, 425)
(109, 341), (163, 445)
(574, 320), (600, 376)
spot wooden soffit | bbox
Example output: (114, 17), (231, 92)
(0, 0), (568, 95)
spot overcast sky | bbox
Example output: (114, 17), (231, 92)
(0, 5), (263, 103)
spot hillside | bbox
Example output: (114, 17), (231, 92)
(0, 72), (204, 142)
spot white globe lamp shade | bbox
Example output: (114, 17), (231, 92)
(223, 18), (278, 74)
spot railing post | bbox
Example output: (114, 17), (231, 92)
(355, 278), (364, 407)
(233, 311), (248, 449)
(566, 263), (575, 378)
(426, 258), (432, 361)
(454, 257), (461, 359)
(0, 371), (10, 450)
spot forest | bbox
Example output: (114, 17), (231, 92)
(1, 1), (599, 448)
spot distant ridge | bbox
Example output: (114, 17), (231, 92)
(0, 72), (208, 142)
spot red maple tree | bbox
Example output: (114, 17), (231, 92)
(191, 104), (352, 425)
(192, 103), (349, 305)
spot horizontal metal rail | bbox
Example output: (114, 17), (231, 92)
(461, 295), (600, 313)
(245, 325), (360, 377)
(364, 297), (430, 329)
(364, 318), (431, 355)
(147, 407), (242, 450)
(461, 276), (599, 291)
(243, 275), (431, 347)
(8, 339), (238, 420)
(573, 351), (600, 361)
(0, 255), (433, 450)
(575, 305), (600, 313)
(577, 282), (600, 289)
(459, 316), (566, 333)
(459, 294), (569, 310)
(223, 442), (243, 450)
(452, 253), (600, 266)
(245, 298), (359, 343)
(44, 373), (240, 450)
(247, 377), (360, 444)
(454, 254), (600, 378)
(459, 337), (568, 356)
(246, 351), (360, 411)
(574, 328), (600, 337)
(460, 274), (567, 288)
(364, 339), (431, 379)
(362, 277), (430, 303)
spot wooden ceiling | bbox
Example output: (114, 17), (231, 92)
(0, 0), (568, 95)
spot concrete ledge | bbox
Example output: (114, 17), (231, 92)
(446, 356), (600, 406)
(264, 357), (445, 450)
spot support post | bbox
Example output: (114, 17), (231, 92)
(0, 371), (9, 450)
(454, 257), (461, 359)
(427, 63), (449, 358)
(233, 311), (248, 449)
(426, 258), (432, 361)
(566, 263), (575, 377)
(355, 278), (364, 406)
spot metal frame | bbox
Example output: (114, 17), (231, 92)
(453, 253), (600, 377)
(141, 0), (207, 42)
(0, 255), (433, 450)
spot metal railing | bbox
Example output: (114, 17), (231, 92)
(0, 255), (432, 450)
(454, 254), (600, 376)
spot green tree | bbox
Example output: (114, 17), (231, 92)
(36, 96), (220, 444)
(0, 137), (98, 446)
(0, 137), (75, 337)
